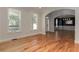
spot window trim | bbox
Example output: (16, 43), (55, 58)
(32, 14), (38, 31)
(8, 8), (21, 32)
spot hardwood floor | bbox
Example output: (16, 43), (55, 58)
(0, 30), (79, 52)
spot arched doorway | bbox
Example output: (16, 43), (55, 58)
(45, 9), (75, 42)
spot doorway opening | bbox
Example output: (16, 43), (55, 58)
(54, 15), (75, 42)
(45, 9), (75, 43)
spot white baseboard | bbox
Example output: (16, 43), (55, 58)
(0, 32), (43, 43)
(75, 40), (79, 44)
(0, 39), (13, 43)
(41, 33), (46, 35)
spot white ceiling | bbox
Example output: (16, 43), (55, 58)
(10, 7), (76, 16)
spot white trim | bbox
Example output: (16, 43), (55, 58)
(0, 32), (42, 43)
(75, 40), (79, 44)
(41, 32), (46, 35)
(8, 8), (21, 33)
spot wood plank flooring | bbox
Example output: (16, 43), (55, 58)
(0, 30), (79, 52)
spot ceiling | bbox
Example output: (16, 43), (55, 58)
(56, 15), (75, 18)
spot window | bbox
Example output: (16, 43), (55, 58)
(32, 14), (38, 30)
(8, 8), (21, 32)
(66, 20), (73, 24)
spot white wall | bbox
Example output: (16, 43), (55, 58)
(75, 8), (79, 43)
(0, 7), (42, 42)
(0, 9), (2, 39)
